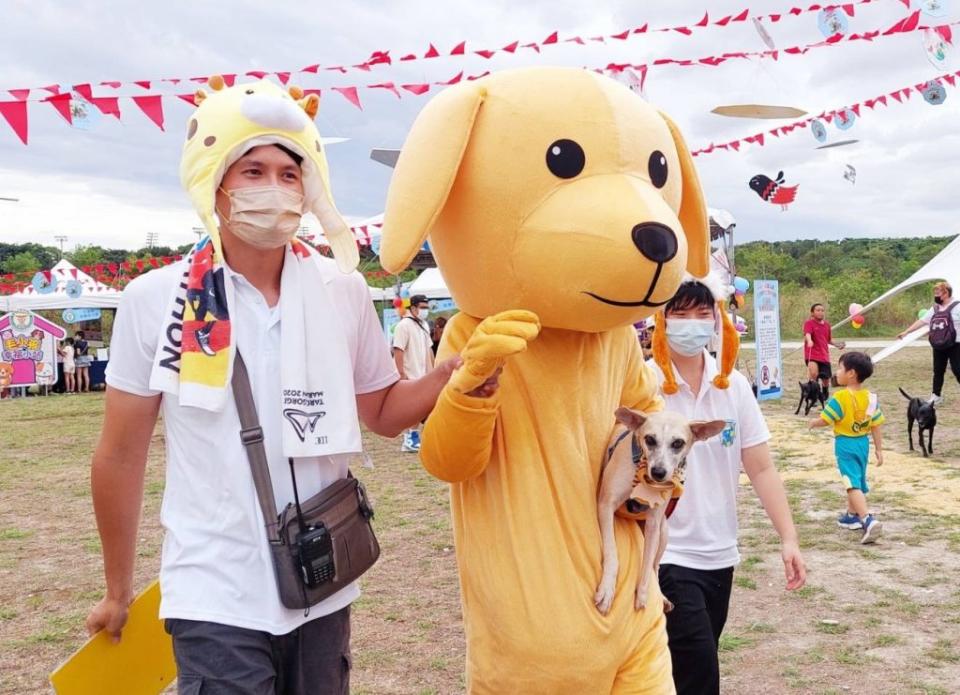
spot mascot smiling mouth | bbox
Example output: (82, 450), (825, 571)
(583, 263), (672, 308)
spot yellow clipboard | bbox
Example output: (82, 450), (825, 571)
(49, 580), (176, 694)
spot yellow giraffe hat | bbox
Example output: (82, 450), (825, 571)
(652, 272), (740, 394)
(179, 75), (358, 273)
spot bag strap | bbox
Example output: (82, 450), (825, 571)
(232, 353), (282, 543)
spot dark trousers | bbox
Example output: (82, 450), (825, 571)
(659, 564), (735, 695)
(165, 606), (350, 695)
(932, 344), (960, 397)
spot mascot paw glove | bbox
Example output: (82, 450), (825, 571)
(450, 310), (541, 394)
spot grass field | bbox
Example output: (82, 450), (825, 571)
(1, 346), (958, 694)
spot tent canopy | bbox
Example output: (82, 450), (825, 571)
(1, 259), (123, 311)
(407, 267), (450, 300)
(834, 233), (960, 362)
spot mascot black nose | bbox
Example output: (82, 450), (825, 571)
(631, 223), (678, 263)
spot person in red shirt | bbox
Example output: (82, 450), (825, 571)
(804, 303), (846, 401)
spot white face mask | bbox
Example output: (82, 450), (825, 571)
(665, 318), (716, 357)
(219, 185), (304, 249)
(418, 308), (430, 320)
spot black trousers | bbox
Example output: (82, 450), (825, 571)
(932, 344), (960, 397)
(165, 606), (350, 695)
(659, 564), (735, 695)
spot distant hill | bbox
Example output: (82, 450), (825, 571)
(733, 236), (955, 339)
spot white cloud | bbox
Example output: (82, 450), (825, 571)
(0, 0), (957, 249)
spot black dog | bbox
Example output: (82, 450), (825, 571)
(899, 387), (937, 457)
(795, 380), (825, 416)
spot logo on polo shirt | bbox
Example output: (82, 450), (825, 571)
(721, 420), (737, 448)
(283, 409), (327, 442)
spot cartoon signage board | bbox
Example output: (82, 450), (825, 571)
(753, 280), (783, 401)
(0, 310), (66, 388)
(49, 580), (175, 695)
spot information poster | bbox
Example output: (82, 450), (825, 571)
(753, 280), (783, 401)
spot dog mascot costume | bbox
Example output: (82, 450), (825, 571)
(381, 67), (710, 693)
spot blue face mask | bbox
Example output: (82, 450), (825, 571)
(665, 318), (716, 357)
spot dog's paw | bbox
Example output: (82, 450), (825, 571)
(634, 586), (648, 611)
(594, 582), (615, 615)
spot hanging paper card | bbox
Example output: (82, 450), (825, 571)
(843, 164), (857, 184)
(70, 95), (102, 131)
(921, 81), (947, 104)
(753, 18), (776, 49)
(919, 0), (949, 17)
(811, 119), (827, 142)
(834, 108), (856, 130)
(64, 279), (83, 299)
(817, 8), (849, 38)
(921, 27), (952, 69)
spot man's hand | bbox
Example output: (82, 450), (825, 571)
(449, 311), (540, 394)
(85, 595), (132, 644)
(875, 450), (884, 466)
(897, 331), (907, 340)
(835, 341), (846, 350)
(781, 540), (806, 591)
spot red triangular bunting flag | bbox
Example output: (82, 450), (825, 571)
(935, 25), (953, 44)
(447, 42), (464, 56)
(425, 43), (441, 58)
(715, 14), (733, 26)
(543, 31), (559, 44)
(898, 0), (910, 5)
(609, 30), (629, 40)
(400, 53), (417, 61)
(475, 49), (497, 58)
(877, 95), (888, 106)
(842, 3), (855, 16)
(729, 141), (741, 151)
(135, 80), (153, 90)
(332, 87), (362, 110)
(70, 268), (78, 279)
(633, 23), (649, 33)
(223, 74), (236, 87)
(90, 96), (121, 119)
(43, 93), (71, 124)
(303, 88), (321, 97)
(564, 36), (585, 45)
(850, 103), (861, 116)
(177, 93), (198, 106)
(9, 89), (29, 101)
(890, 90), (903, 103)
(902, 10), (920, 32)
(402, 83), (430, 95)
(100, 81), (122, 88)
(502, 41), (519, 52)
(132, 95), (164, 131)
(73, 84), (94, 101)
(673, 26), (693, 36)
(189, 76), (207, 84)
(275, 72), (290, 85)
(522, 42), (541, 53)
(0, 100), (28, 144)
(246, 70), (268, 79)
(41, 84), (61, 95)
(369, 82), (401, 98)
(732, 9), (749, 21)
(695, 12), (709, 26)
(437, 72), (464, 86)
(944, 74), (957, 87)
(769, 14), (782, 22)
(301, 64), (320, 74)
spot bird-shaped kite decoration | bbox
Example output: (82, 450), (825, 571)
(843, 164), (856, 185)
(749, 171), (799, 211)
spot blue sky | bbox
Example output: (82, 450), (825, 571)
(1, 0), (957, 251)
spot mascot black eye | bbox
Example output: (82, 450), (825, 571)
(245, 89), (255, 95)
(648, 150), (668, 189)
(546, 139), (585, 179)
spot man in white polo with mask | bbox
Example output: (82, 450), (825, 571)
(645, 275), (807, 695)
(84, 77), (460, 694)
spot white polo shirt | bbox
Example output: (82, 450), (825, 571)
(392, 315), (433, 379)
(646, 353), (770, 570)
(106, 257), (398, 634)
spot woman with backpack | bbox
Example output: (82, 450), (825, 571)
(898, 281), (960, 404)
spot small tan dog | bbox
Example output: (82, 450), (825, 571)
(595, 407), (725, 614)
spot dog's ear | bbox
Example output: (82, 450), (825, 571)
(615, 407), (647, 431)
(380, 82), (486, 273)
(658, 111), (710, 277)
(689, 419), (726, 442)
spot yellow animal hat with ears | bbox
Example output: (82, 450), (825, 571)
(179, 75), (358, 273)
(653, 273), (739, 394)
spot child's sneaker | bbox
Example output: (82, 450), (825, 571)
(860, 515), (882, 544)
(837, 512), (862, 530)
(401, 432), (418, 453)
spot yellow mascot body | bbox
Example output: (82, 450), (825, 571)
(381, 67), (710, 694)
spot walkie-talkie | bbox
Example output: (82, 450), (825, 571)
(289, 458), (336, 587)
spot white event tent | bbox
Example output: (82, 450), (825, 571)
(1, 259), (122, 312)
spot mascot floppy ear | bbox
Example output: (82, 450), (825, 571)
(380, 83), (486, 274)
(658, 111), (710, 278)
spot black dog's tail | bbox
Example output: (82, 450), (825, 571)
(898, 387), (913, 401)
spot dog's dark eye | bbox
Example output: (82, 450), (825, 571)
(644, 435), (657, 448)
(671, 439), (685, 451)
(546, 139), (585, 179)
(648, 150), (668, 189)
